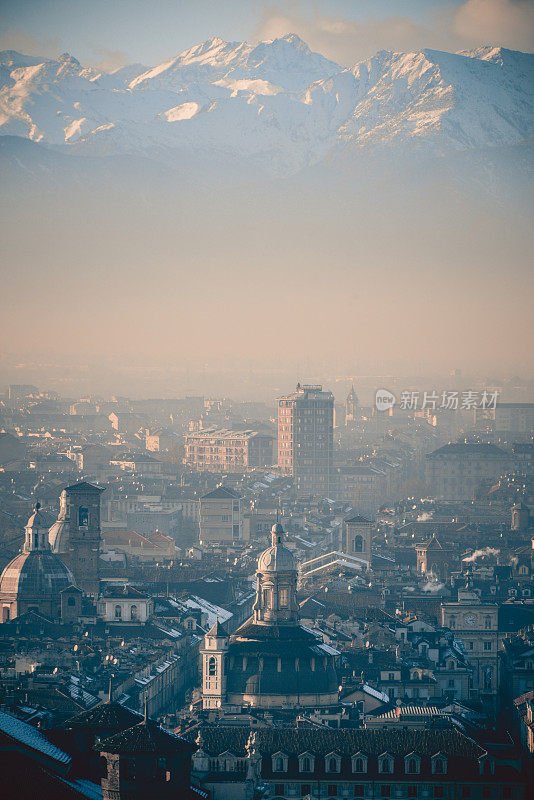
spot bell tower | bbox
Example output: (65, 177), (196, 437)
(50, 481), (104, 596)
(201, 619), (229, 709)
(345, 383), (358, 425)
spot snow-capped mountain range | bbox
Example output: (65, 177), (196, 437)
(1, 34), (533, 178)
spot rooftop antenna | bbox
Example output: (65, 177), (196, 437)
(108, 673), (113, 703)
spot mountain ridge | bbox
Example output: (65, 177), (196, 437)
(0, 35), (533, 180)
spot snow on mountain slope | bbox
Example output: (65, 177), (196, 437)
(129, 34), (340, 92)
(0, 37), (532, 175)
(303, 47), (534, 155)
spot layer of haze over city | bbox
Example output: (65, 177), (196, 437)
(1, 0), (533, 398)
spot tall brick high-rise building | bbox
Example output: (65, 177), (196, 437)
(278, 383), (334, 494)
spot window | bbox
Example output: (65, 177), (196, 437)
(354, 757), (365, 773)
(381, 787), (391, 798)
(328, 786), (338, 797)
(380, 757), (392, 774)
(450, 615), (456, 629)
(434, 789), (444, 799)
(68, 597), (75, 607)
(482, 789), (491, 799)
(353, 535), (363, 552)
(503, 789), (511, 800)
(301, 786), (311, 797)
(407, 758), (419, 774)
(485, 616), (492, 630)
(484, 641), (491, 651)
(300, 757), (311, 772)
(130, 605), (138, 620)
(432, 757), (446, 775)
(408, 787), (417, 797)
(280, 588), (289, 607)
(273, 756), (287, 772)
(114, 605), (122, 619)
(208, 656), (217, 677)
(78, 507), (89, 528)
(354, 787), (364, 797)
(327, 757), (340, 773)
(274, 785), (284, 797)
(461, 789), (471, 798)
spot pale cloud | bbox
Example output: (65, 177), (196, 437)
(0, 27), (61, 59)
(90, 46), (131, 72)
(454, 0), (534, 52)
(256, 10), (450, 65)
(255, 1), (534, 66)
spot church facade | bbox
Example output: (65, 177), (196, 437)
(201, 523), (339, 710)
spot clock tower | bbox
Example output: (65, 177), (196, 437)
(441, 585), (499, 709)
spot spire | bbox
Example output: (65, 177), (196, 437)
(271, 521), (284, 547)
(207, 618), (229, 638)
(108, 673), (113, 703)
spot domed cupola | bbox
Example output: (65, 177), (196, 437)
(0, 503), (75, 621)
(257, 522), (296, 573)
(253, 523), (298, 624)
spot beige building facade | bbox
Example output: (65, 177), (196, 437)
(185, 428), (274, 472)
(441, 587), (499, 707)
(199, 486), (243, 543)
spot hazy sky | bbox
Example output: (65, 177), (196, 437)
(1, 0), (533, 391)
(1, 0), (534, 69)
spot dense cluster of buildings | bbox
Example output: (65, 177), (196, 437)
(0, 380), (533, 797)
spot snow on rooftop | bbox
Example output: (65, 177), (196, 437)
(317, 642), (341, 656)
(362, 684), (390, 703)
(300, 624), (323, 639)
(0, 709), (71, 765)
(184, 595), (233, 628)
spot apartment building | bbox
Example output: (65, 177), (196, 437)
(278, 383), (334, 494)
(425, 442), (510, 500)
(184, 427), (274, 472)
(199, 486), (243, 543)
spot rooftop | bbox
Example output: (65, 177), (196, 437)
(0, 709), (71, 766)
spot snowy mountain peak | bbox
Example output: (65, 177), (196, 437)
(265, 33), (311, 51)
(0, 50), (51, 69)
(57, 52), (79, 64)
(128, 34), (340, 92)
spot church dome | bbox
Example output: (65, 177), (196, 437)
(48, 519), (69, 552)
(0, 550), (74, 599)
(257, 523), (296, 573)
(0, 503), (74, 602)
